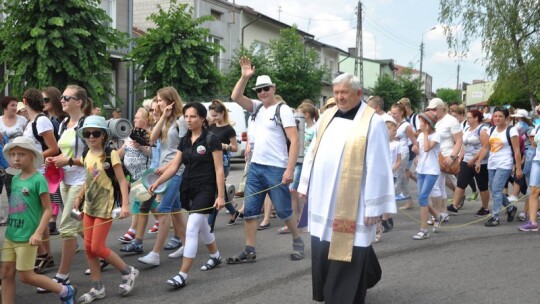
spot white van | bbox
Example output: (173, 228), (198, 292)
(202, 102), (248, 158)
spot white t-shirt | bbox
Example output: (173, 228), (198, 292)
(416, 132), (441, 175)
(463, 124), (489, 164)
(23, 115), (54, 173)
(435, 114), (462, 156)
(58, 120), (86, 185)
(488, 126), (519, 170)
(389, 140), (401, 177)
(531, 125), (540, 161)
(0, 115), (27, 143)
(408, 113), (421, 133)
(250, 100), (296, 168)
(396, 120), (410, 156)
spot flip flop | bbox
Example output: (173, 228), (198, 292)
(257, 223), (271, 230)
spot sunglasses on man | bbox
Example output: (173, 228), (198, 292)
(255, 86), (271, 93)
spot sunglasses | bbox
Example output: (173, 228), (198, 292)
(43, 97), (50, 103)
(61, 95), (79, 102)
(255, 86), (271, 93)
(82, 130), (103, 138)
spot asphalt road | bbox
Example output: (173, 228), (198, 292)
(3, 162), (540, 303)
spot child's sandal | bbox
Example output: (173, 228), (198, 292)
(200, 256), (222, 271)
(166, 274), (186, 289)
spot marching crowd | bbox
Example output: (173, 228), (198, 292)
(0, 55), (538, 304)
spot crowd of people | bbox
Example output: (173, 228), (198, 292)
(0, 56), (539, 304)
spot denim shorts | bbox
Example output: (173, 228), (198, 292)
(157, 174), (182, 213)
(289, 163), (302, 191)
(529, 161), (540, 187)
(244, 163), (293, 220)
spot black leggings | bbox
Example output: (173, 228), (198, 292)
(456, 162), (488, 192)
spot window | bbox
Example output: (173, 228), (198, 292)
(100, 0), (116, 29)
(206, 36), (223, 70)
(253, 41), (270, 56)
(211, 10), (223, 21)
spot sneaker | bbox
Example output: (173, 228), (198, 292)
(37, 276), (70, 293)
(77, 287), (105, 304)
(120, 241), (144, 254)
(447, 204), (459, 214)
(60, 285), (77, 304)
(119, 266), (139, 296)
(138, 252), (160, 266)
(440, 213), (450, 223)
(118, 231), (135, 244)
(427, 216), (436, 225)
(507, 206), (517, 222)
(518, 221), (539, 232)
(485, 217), (500, 227)
(475, 208), (490, 217)
(147, 222), (159, 234)
(467, 191), (479, 201)
(413, 230), (430, 240)
(227, 211), (240, 226)
(168, 246), (184, 258)
(507, 195), (518, 203)
(517, 211), (527, 222)
(395, 194), (411, 201)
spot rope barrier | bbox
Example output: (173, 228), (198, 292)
(0, 183), (282, 251)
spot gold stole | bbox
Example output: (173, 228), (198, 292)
(310, 103), (375, 262)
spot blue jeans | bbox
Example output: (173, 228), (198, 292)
(488, 169), (512, 218)
(244, 163), (293, 220)
(417, 174), (438, 207)
(157, 174), (182, 213)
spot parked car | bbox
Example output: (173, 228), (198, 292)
(203, 101), (249, 158)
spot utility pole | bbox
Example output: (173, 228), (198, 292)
(456, 63), (460, 90)
(418, 41), (424, 92)
(354, 1), (363, 88)
(278, 6), (282, 21)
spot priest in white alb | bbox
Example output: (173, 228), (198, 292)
(298, 73), (397, 304)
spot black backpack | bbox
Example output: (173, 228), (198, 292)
(251, 102), (292, 151)
(32, 113), (60, 151)
(82, 146), (131, 207)
(489, 126), (516, 164)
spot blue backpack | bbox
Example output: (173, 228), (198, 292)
(0, 133), (9, 169)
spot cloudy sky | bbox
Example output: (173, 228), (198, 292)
(233, 0), (488, 91)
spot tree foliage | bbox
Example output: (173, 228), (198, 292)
(370, 71), (423, 111)
(439, 0), (540, 108)
(489, 69), (540, 110)
(0, 0), (127, 105)
(223, 26), (327, 108)
(436, 88), (462, 104)
(128, 1), (223, 101)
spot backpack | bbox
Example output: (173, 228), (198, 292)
(59, 116), (87, 157)
(82, 146), (132, 207)
(407, 112), (418, 132)
(32, 113), (60, 151)
(251, 102), (292, 151)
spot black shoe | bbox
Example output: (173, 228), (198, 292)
(381, 220), (392, 233)
(227, 211), (240, 226)
(49, 222), (59, 235)
(475, 208), (490, 217)
(507, 206), (517, 222)
(447, 204), (459, 214)
(485, 217), (500, 227)
(387, 217), (394, 228)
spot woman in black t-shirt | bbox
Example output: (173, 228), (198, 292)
(149, 102), (225, 289)
(208, 99), (240, 225)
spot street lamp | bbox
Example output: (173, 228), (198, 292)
(418, 26), (437, 101)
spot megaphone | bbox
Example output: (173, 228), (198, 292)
(106, 118), (133, 140)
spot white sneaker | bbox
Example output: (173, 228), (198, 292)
(508, 195), (518, 202)
(119, 266), (139, 296)
(168, 246), (184, 258)
(138, 252), (160, 266)
(78, 287), (106, 304)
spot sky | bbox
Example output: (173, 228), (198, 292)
(233, 0), (488, 92)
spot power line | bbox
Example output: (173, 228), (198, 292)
(280, 10), (355, 22)
(316, 27), (357, 39)
(364, 15), (418, 49)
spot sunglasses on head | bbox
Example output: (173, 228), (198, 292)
(60, 95), (78, 102)
(255, 86), (271, 93)
(82, 130), (103, 138)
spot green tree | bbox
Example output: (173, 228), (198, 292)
(0, 0), (127, 104)
(223, 26), (327, 108)
(269, 27), (327, 107)
(396, 69), (423, 109)
(439, 0), (540, 109)
(128, 1), (223, 101)
(436, 88), (462, 104)
(488, 71), (537, 109)
(370, 74), (402, 110)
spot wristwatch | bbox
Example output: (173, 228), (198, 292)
(68, 158), (74, 167)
